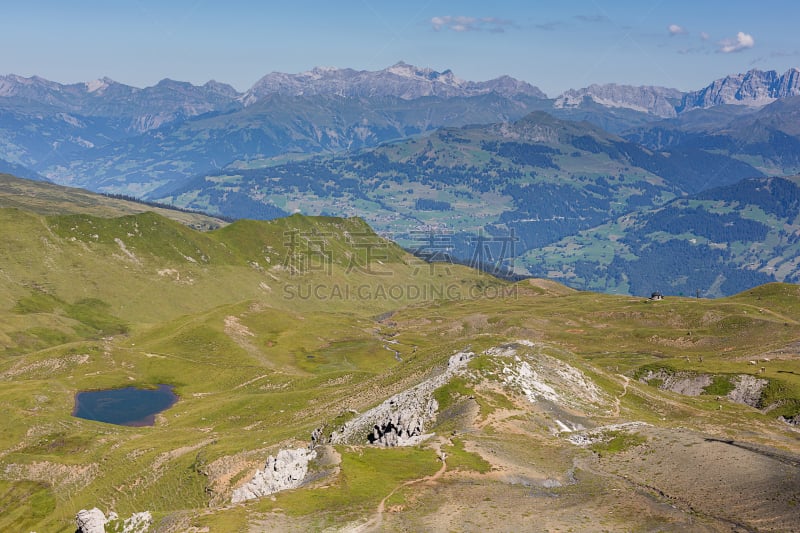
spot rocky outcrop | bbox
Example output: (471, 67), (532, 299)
(310, 426), (324, 447)
(649, 370), (712, 396)
(330, 351), (474, 446)
(727, 374), (768, 407)
(76, 508), (107, 533)
(639, 370), (768, 408)
(121, 512), (152, 533)
(231, 447), (317, 503)
(780, 414), (800, 426)
(495, 341), (608, 413)
(366, 394), (439, 446)
(76, 509), (152, 533)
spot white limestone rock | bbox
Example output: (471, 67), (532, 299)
(76, 508), (107, 533)
(122, 511), (152, 533)
(231, 447), (316, 503)
(330, 351), (474, 446)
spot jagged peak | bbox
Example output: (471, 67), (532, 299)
(679, 66), (800, 112)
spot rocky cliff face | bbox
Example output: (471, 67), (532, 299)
(679, 68), (800, 111)
(330, 351), (474, 446)
(554, 84), (683, 117)
(231, 447), (317, 503)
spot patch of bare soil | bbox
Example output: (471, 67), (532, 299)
(0, 353), (89, 379)
(756, 340), (800, 361)
(377, 467), (725, 532)
(3, 460), (99, 490)
(589, 426), (800, 531)
(524, 278), (577, 296)
(224, 314), (277, 369)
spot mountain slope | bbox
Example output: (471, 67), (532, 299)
(158, 111), (762, 263)
(628, 96), (800, 175)
(5, 65), (800, 200)
(0, 75), (243, 176)
(528, 175), (800, 296)
(0, 174), (226, 229)
(47, 93), (544, 196)
(0, 74), (242, 133)
(0, 64), (547, 197)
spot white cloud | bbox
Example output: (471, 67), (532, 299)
(668, 24), (687, 35)
(431, 16), (447, 31)
(700, 31), (710, 41)
(718, 32), (755, 53)
(430, 15), (513, 33)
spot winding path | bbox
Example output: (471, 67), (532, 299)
(344, 440), (449, 532)
(610, 374), (630, 417)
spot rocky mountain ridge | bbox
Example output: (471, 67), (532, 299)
(678, 68), (800, 111)
(550, 68), (800, 118)
(0, 74), (241, 133)
(4, 65), (800, 131)
(554, 83), (683, 118)
(243, 61), (547, 103)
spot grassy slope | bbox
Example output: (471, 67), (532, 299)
(0, 173), (227, 230)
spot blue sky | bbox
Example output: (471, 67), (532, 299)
(2, 1), (798, 96)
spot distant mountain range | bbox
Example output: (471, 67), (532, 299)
(3, 63), (800, 296)
(0, 63), (554, 194)
(0, 74), (241, 133)
(243, 61), (547, 103)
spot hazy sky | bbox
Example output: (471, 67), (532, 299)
(2, 1), (798, 96)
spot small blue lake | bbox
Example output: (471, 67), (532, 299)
(72, 384), (177, 426)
